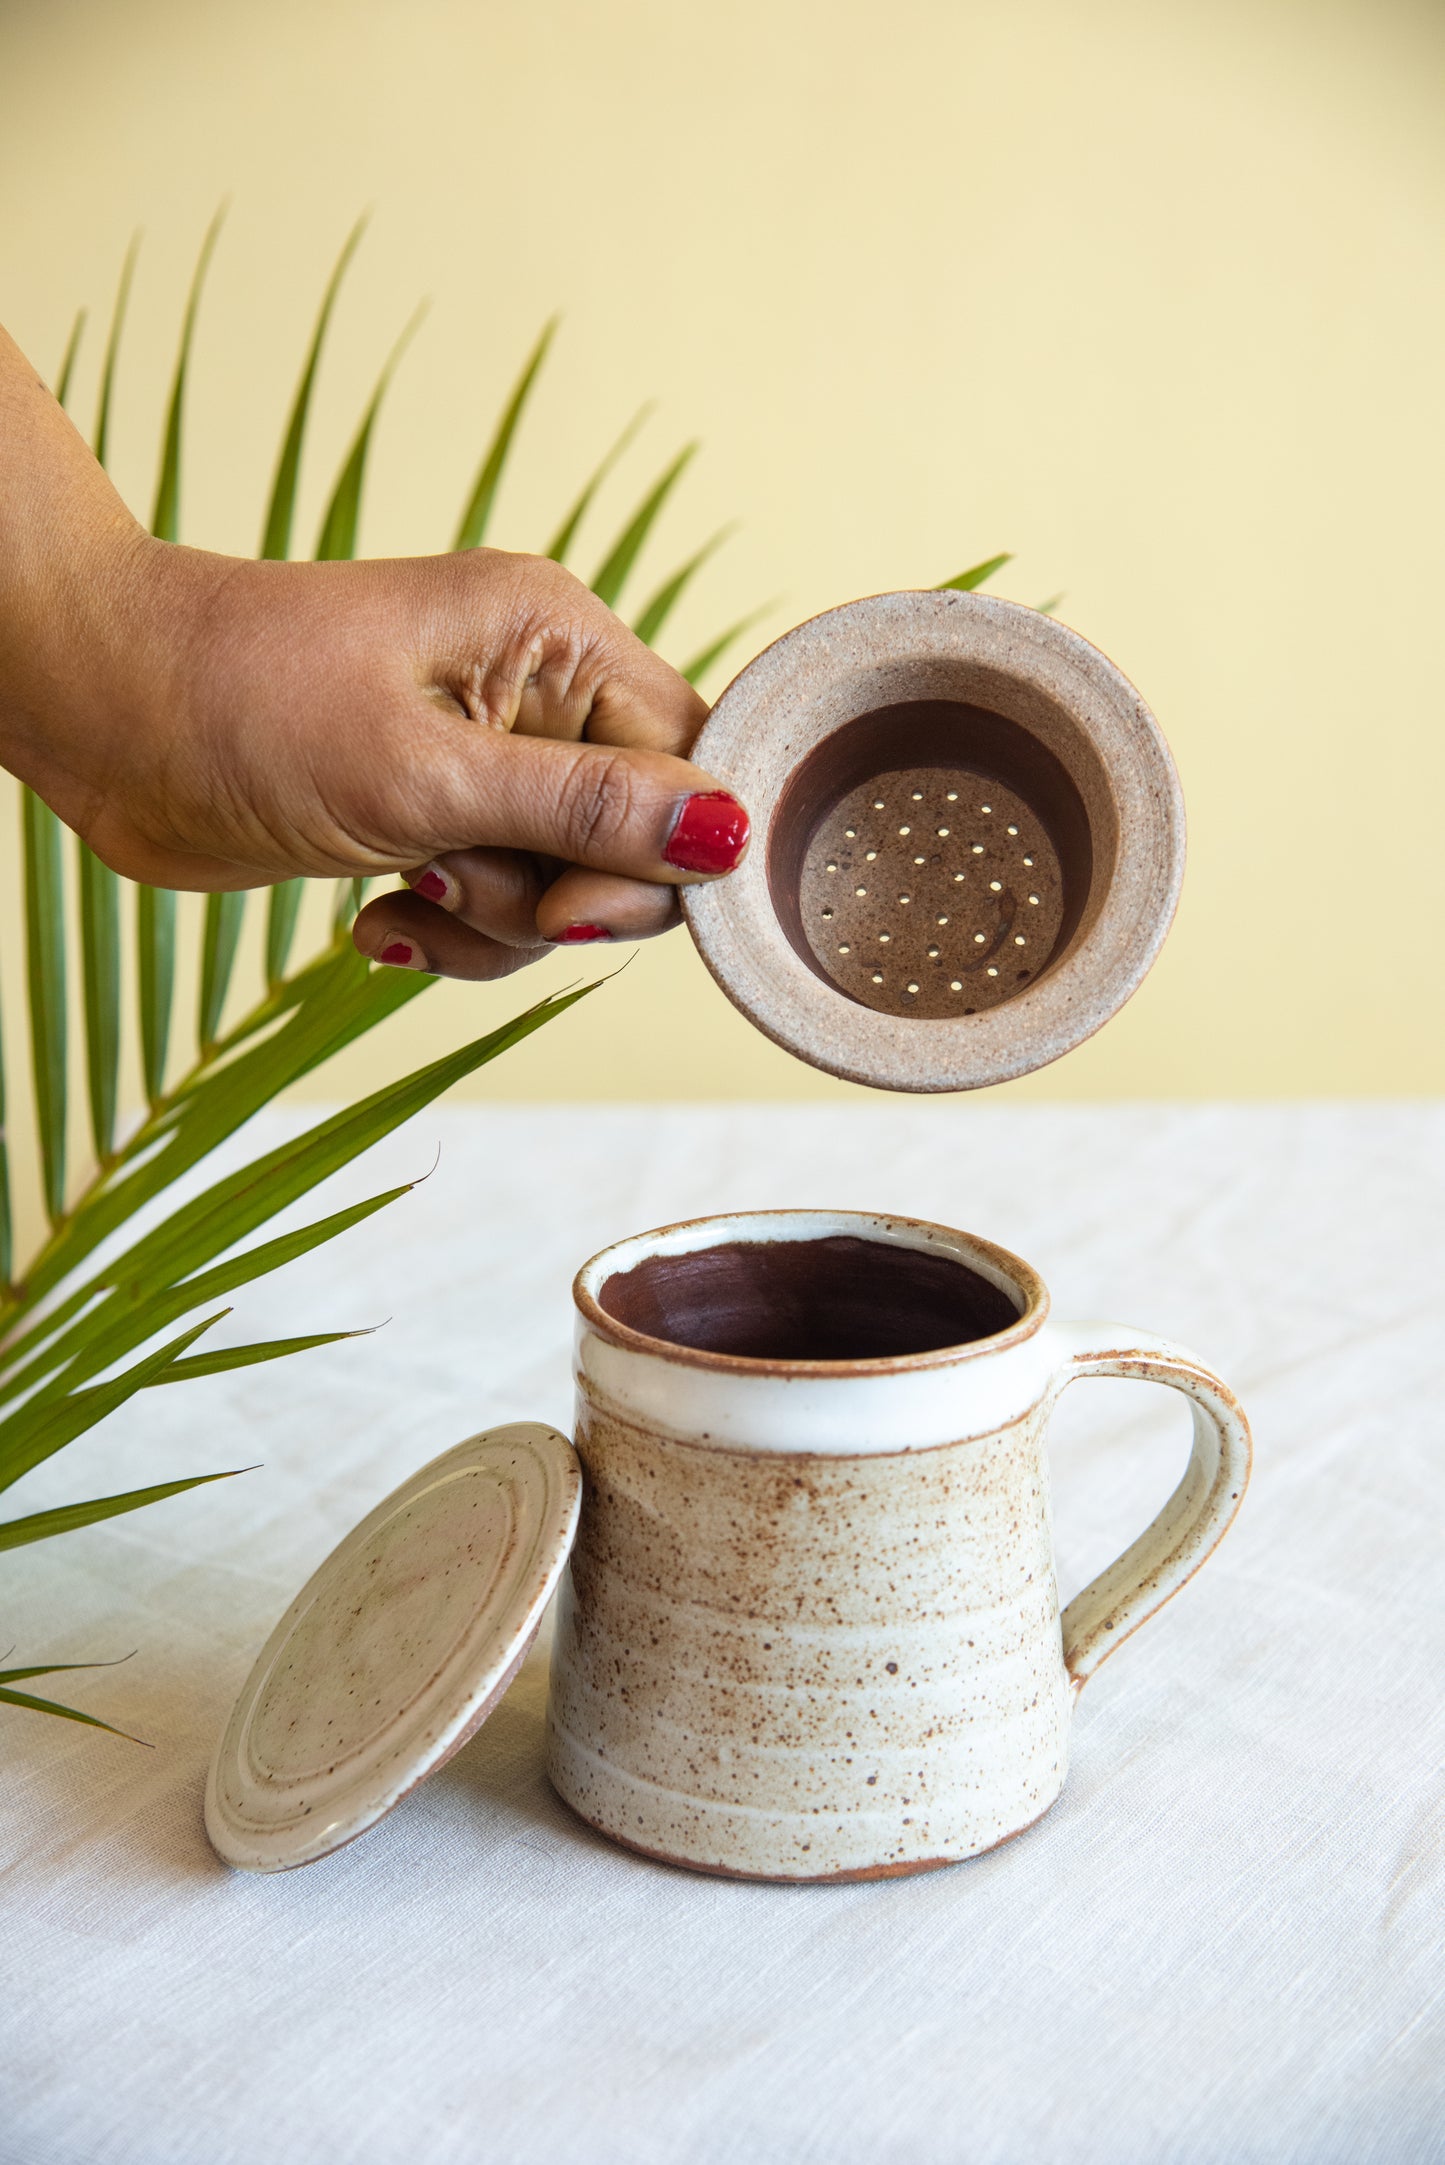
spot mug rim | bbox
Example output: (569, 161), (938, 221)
(572, 1208), (1049, 1377)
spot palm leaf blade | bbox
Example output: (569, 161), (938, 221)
(937, 553), (1012, 593)
(136, 884), (176, 1106)
(545, 403), (652, 563)
(265, 880), (307, 986)
(632, 528), (732, 648)
(94, 234), (140, 467)
(151, 1330), (369, 1385)
(1, 1659), (132, 1684)
(315, 305), (425, 563)
(681, 604), (773, 689)
(0, 962), (11, 1289)
(261, 216), (367, 560)
(151, 205), (225, 543)
(590, 445), (696, 610)
(0, 1684), (147, 1743)
(54, 310), (86, 407)
(451, 316), (557, 553)
(198, 890), (246, 1050)
(78, 841), (122, 1162)
(22, 790), (68, 1223)
(0, 1469), (244, 1552)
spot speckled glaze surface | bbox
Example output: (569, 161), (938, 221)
(207, 1424), (580, 1872)
(546, 1213), (1250, 1882)
(681, 591), (1185, 1092)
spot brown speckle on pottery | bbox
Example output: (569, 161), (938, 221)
(549, 1211), (1251, 1881)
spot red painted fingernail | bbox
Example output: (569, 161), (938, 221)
(408, 866), (450, 904)
(663, 790), (750, 875)
(549, 923), (614, 945)
(378, 938), (426, 969)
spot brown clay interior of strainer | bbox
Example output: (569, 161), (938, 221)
(767, 698), (1104, 1019)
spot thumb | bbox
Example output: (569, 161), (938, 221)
(387, 724), (751, 884)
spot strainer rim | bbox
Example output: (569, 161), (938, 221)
(681, 589), (1185, 1093)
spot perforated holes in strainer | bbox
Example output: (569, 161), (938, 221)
(803, 767), (1063, 1018)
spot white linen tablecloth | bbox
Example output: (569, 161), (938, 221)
(4, 1102), (1443, 2165)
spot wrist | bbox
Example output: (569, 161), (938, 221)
(0, 322), (210, 841)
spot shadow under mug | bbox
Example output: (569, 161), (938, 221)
(546, 1209), (1251, 1882)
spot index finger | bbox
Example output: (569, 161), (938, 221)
(579, 631), (711, 758)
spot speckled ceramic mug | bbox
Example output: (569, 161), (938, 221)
(545, 1210), (1250, 1882)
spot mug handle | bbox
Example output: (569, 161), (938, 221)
(1045, 1324), (1252, 1691)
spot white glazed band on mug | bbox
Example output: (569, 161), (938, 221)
(572, 1209), (1251, 1691)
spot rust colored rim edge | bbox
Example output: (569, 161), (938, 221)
(572, 1208), (1050, 1379)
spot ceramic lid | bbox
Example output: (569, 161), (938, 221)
(205, 1422), (581, 1872)
(682, 590), (1185, 1093)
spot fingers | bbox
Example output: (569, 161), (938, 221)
(533, 866), (680, 944)
(354, 843), (683, 978)
(358, 841), (681, 967)
(351, 886), (540, 983)
(399, 847), (550, 948)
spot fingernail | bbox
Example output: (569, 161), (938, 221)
(548, 923), (614, 945)
(377, 937), (427, 970)
(406, 864), (452, 905)
(663, 790), (750, 874)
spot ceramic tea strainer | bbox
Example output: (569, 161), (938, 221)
(680, 589), (1184, 1092)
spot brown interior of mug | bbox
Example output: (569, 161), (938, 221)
(598, 1234), (1021, 1362)
(766, 699), (1102, 1019)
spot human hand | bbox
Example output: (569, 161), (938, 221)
(114, 543), (748, 982)
(0, 323), (749, 983)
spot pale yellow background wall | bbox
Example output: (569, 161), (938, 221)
(1, 0), (1442, 1124)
